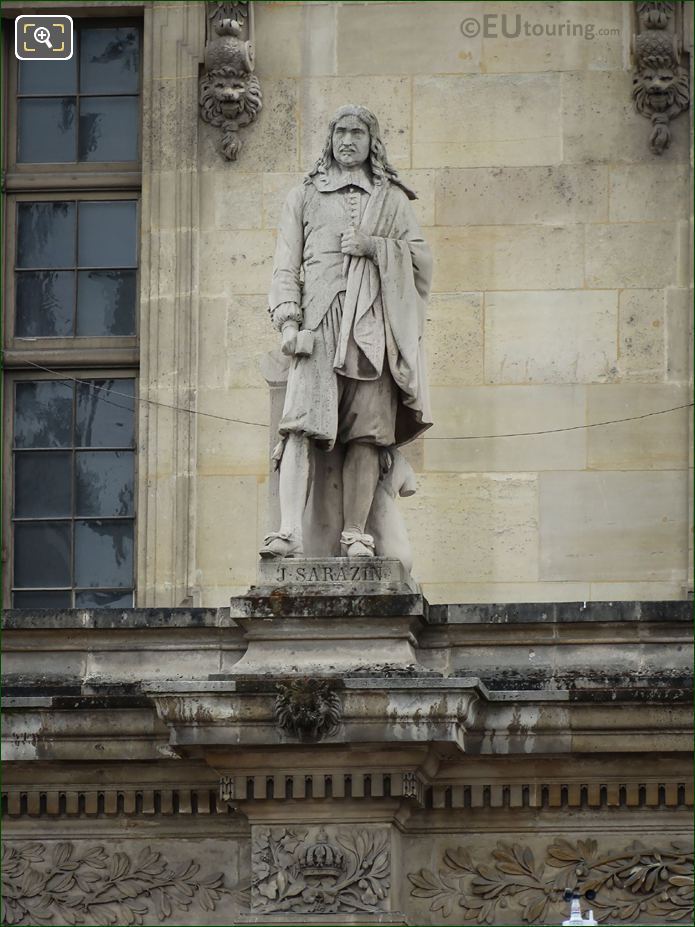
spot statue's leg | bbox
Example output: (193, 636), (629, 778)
(341, 441), (380, 556)
(260, 432), (309, 558)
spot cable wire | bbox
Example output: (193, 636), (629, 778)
(18, 359), (693, 440)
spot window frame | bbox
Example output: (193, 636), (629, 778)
(5, 17), (143, 177)
(2, 367), (140, 609)
(2, 10), (144, 609)
(6, 190), (141, 353)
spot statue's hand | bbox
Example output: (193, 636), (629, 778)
(341, 227), (375, 259)
(281, 320), (298, 356)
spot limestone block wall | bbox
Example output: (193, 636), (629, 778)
(143, 1), (692, 605)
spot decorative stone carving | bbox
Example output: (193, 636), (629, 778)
(1, 842), (245, 925)
(632, 2), (689, 154)
(251, 826), (390, 914)
(408, 839), (694, 923)
(274, 678), (342, 741)
(199, 1), (262, 160)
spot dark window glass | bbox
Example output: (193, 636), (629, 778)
(78, 202), (137, 268)
(15, 381), (73, 448)
(79, 97), (139, 162)
(16, 201), (137, 339)
(14, 522), (71, 587)
(75, 520), (133, 588)
(17, 22), (140, 165)
(77, 270), (136, 336)
(75, 589), (133, 607)
(80, 28), (140, 93)
(76, 379), (135, 447)
(19, 58), (77, 95)
(76, 451), (134, 516)
(15, 451), (72, 518)
(17, 202), (76, 269)
(13, 590), (72, 608)
(16, 271), (75, 337)
(12, 378), (136, 607)
(18, 99), (77, 163)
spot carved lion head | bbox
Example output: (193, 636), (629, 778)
(199, 67), (262, 127)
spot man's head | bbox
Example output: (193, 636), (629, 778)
(332, 113), (371, 169)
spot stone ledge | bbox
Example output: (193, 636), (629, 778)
(2, 600), (689, 630)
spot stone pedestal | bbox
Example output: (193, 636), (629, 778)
(229, 558), (424, 674)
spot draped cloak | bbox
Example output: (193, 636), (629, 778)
(268, 172), (433, 448)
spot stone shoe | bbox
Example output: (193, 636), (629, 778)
(340, 531), (375, 558)
(259, 531), (303, 559)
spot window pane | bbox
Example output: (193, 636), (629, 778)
(14, 522), (71, 587)
(15, 381), (73, 449)
(75, 589), (133, 608)
(18, 98), (76, 163)
(15, 451), (72, 518)
(16, 271), (75, 337)
(78, 202), (137, 268)
(13, 590), (72, 608)
(79, 97), (138, 162)
(80, 27), (140, 93)
(17, 202), (76, 269)
(76, 270), (136, 336)
(19, 58), (77, 94)
(75, 520), (133, 588)
(76, 451), (134, 516)
(75, 379), (135, 448)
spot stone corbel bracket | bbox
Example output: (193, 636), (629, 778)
(199, 1), (262, 161)
(632, 1), (689, 154)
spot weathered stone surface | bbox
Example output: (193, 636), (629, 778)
(425, 384), (586, 472)
(585, 222), (679, 289)
(618, 289), (666, 382)
(539, 470), (689, 581)
(666, 287), (692, 383)
(609, 163), (690, 222)
(430, 225), (583, 291)
(255, 1), (336, 77)
(586, 384), (690, 470)
(256, 557), (415, 591)
(426, 293), (483, 387)
(484, 290), (618, 384)
(436, 165), (607, 226)
(413, 73), (562, 167)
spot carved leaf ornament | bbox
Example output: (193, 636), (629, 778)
(1, 842), (246, 925)
(408, 839), (694, 923)
(251, 826), (390, 914)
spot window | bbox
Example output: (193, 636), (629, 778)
(12, 377), (136, 608)
(16, 25), (140, 165)
(3, 16), (142, 608)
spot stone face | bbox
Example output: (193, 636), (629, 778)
(413, 73), (562, 168)
(539, 471), (689, 581)
(484, 290), (618, 384)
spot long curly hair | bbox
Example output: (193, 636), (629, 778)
(306, 104), (417, 200)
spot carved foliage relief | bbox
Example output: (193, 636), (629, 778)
(409, 839), (694, 924)
(251, 826), (390, 915)
(1, 842), (245, 925)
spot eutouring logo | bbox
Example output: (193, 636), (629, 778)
(460, 14), (620, 41)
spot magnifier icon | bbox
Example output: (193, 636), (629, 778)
(34, 26), (53, 49)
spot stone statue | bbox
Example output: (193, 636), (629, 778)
(260, 105), (432, 565)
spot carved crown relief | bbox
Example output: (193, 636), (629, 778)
(251, 826), (391, 915)
(199, 1), (262, 161)
(632, 2), (689, 153)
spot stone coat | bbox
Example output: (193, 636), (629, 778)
(269, 172), (433, 446)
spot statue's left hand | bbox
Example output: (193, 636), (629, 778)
(341, 227), (375, 259)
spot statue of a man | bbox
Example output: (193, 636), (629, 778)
(260, 104), (432, 561)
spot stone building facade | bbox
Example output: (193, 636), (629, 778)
(1, 2), (693, 926)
